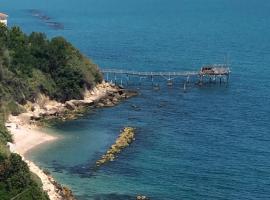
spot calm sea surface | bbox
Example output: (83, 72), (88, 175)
(2, 0), (270, 199)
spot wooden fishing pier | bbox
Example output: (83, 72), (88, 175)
(101, 64), (230, 88)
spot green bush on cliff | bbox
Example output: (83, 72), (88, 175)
(0, 123), (11, 144)
(0, 154), (49, 200)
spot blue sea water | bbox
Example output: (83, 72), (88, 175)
(2, 0), (270, 199)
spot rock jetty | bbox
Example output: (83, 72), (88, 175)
(96, 127), (135, 167)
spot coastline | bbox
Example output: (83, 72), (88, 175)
(6, 122), (65, 200)
(6, 121), (57, 156)
(5, 82), (137, 200)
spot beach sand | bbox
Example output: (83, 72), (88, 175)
(7, 121), (57, 155)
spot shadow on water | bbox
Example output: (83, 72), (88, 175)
(68, 146), (142, 178)
(77, 193), (134, 200)
(27, 9), (64, 30)
(49, 159), (97, 178)
(48, 127), (145, 178)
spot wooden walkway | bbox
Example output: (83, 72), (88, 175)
(101, 69), (199, 77)
(101, 64), (231, 86)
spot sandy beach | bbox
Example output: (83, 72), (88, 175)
(6, 120), (57, 156)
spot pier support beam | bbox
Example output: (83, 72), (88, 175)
(199, 75), (203, 86)
(183, 82), (187, 92)
(114, 73), (117, 84)
(139, 77), (143, 85)
(126, 75), (130, 85)
(186, 76), (190, 84)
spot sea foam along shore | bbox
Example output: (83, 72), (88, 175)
(5, 82), (137, 200)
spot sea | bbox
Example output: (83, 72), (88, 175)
(2, 0), (270, 199)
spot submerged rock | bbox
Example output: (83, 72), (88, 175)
(136, 195), (150, 200)
(96, 127), (136, 167)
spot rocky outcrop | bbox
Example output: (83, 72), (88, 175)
(96, 127), (135, 167)
(65, 100), (94, 109)
(93, 87), (138, 108)
(19, 82), (138, 125)
(65, 101), (76, 110)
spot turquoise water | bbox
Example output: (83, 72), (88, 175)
(2, 0), (270, 199)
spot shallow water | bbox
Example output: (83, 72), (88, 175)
(2, 0), (270, 199)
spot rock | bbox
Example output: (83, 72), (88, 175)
(69, 100), (94, 107)
(30, 113), (41, 120)
(125, 90), (138, 98)
(114, 93), (121, 99)
(61, 186), (75, 200)
(112, 97), (119, 103)
(68, 100), (80, 107)
(118, 85), (124, 89)
(45, 108), (58, 116)
(107, 91), (115, 97)
(96, 127), (135, 167)
(65, 101), (76, 110)
(83, 100), (94, 106)
(97, 103), (105, 107)
(118, 90), (124, 95)
(103, 99), (114, 107)
(136, 195), (150, 200)
(131, 104), (138, 109)
(70, 100), (85, 107)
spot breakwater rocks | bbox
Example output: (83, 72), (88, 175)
(96, 127), (136, 167)
(28, 9), (64, 30)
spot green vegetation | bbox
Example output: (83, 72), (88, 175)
(0, 24), (102, 103)
(0, 154), (49, 200)
(0, 24), (103, 199)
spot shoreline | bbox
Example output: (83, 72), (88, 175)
(6, 123), (66, 200)
(6, 82), (137, 200)
(7, 121), (57, 156)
